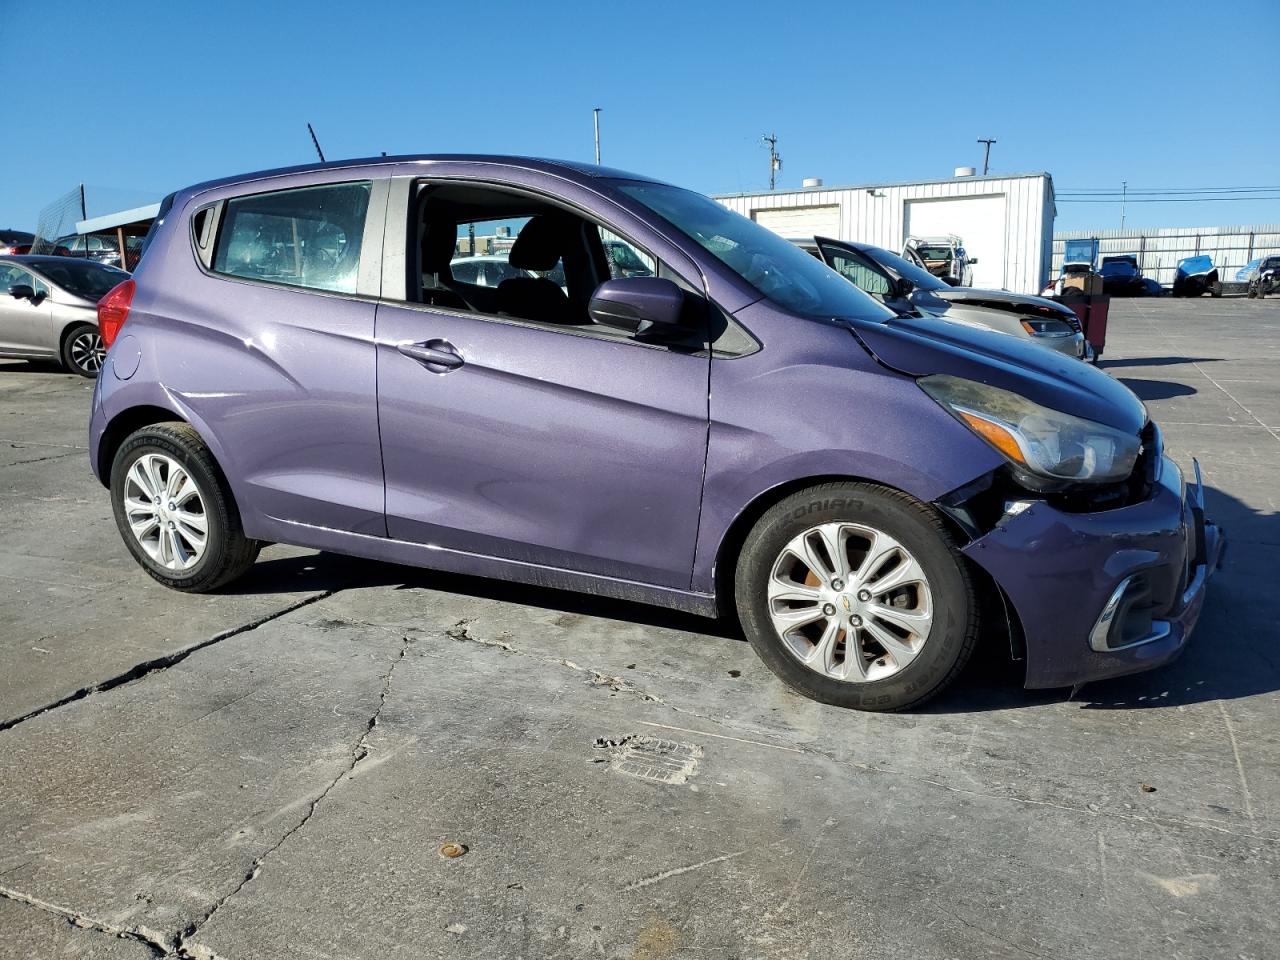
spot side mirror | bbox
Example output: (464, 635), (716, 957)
(968, 257), (979, 265)
(892, 276), (914, 299)
(9, 284), (35, 301)
(588, 277), (684, 334)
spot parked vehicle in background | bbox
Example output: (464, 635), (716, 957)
(0, 230), (35, 256)
(52, 234), (144, 270)
(90, 155), (1221, 711)
(1099, 255), (1148, 296)
(794, 237), (1086, 359)
(0, 255), (128, 376)
(449, 255), (535, 288)
(1236, 258), (1262, 282)
(1172, 255), (1220, 297)
(602, 238), (654, 278)
(1246, 255), (1280, 298)
(904, 235), (975, 286)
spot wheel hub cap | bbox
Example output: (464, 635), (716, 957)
(122, 454), (209, 571)
(70, 332), (105, 374)
(767, 521), (934, 683)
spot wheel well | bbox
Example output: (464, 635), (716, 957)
(712, 474), (889, 619)
(59, 319), (97, 353)
(710, 474), (1024, 667)
(96, 406), (187, 486)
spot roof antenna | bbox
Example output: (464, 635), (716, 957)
(307, 123), (326, 163)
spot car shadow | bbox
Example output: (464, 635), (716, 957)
(1098, 356), (1222, 370)
(221, 482), (1275, 714)
(1117, 377), (1197, 401)
(225, 548), (738, 639)
(0, 359), (69, 375)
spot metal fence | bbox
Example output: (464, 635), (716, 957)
(1052, 225), (1280, 288)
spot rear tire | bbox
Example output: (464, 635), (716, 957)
(61, 322), (105, 378)
(110, 423), (260, 592)
(734, 482), (978, 711)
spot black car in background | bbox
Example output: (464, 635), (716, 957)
(0, 229), (35, 256)
(1247, 256), (1280, 299)
(53, 234), (127, 268)
(1100, 255), (1148, 296)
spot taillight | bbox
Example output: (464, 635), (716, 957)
(97, 279), (135, 347)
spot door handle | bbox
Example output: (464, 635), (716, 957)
(397, 339), (464, 371)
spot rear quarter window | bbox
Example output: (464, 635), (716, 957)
(212, 181), (372, 294)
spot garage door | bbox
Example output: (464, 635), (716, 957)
(905, 195), (1007, 288)
(753, 205), (841, 240)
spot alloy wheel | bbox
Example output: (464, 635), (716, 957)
(122, 454), (209, 571)
(767, 522), (933, 682)
(69, 330), (105, 375)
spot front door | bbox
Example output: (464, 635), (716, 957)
(0, 264), (54, 355)
(374, 182), (709, 590)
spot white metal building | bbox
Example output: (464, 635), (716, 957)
(716, 171), (1056, 295)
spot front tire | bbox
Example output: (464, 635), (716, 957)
(62, 322), (105, 378)
(110, 423), (260, 592)
(735, 482), (978, 711)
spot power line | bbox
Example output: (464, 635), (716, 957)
(1058, 195), (1280, 203)
(1061, 185), (1280, 195)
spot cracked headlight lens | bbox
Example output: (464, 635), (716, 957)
(920, 375), (1141, 484)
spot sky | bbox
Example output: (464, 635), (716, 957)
(3, 0), (1278, 235)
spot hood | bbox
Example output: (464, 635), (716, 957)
(847, 314), (1147, 434)
(929, 286), (1077, 321)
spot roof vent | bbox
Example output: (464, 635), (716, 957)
(802, 177), (823, 189)
(954, 166), (976, 178)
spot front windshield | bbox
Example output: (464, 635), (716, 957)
(33, 259), (129, 301)
(858, 245), (948, 291)
(613, 181), (893, 321)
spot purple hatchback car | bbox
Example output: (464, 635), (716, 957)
(89, 156), (1223, 710)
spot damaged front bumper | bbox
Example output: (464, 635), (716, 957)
(960, 454), (1224, 689)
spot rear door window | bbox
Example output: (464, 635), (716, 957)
(213, 182), (372, 294)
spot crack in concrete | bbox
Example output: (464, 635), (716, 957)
(0, 884), (174, 958)
(0, 448), (83, 468)
(0, 590), (337, 733)
(446, 619), (665, 703)
(173, 633), (413, 958)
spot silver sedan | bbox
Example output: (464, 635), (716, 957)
(0, 255), (129, 377)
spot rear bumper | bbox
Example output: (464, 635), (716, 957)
(962, 455), (1223, 689)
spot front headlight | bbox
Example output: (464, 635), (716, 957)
(919, 375), (1141, 486)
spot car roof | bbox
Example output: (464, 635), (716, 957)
(180, 154), (667, 198)
(0, 254), (127, 272)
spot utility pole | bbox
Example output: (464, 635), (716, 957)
(307, 123), (326, 163)
(763, 133), (781, 190)
(592, 108), (602, 165)
(1120, 179), (1128, 230)
(978, 138), (996, 176)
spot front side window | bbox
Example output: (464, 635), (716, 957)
(821, 246), (891, 297)
(858, 245), (947, 291)
(213, 182), (371, 293)
(614, 180), (892, 321)
(0, 264), (33, 292)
